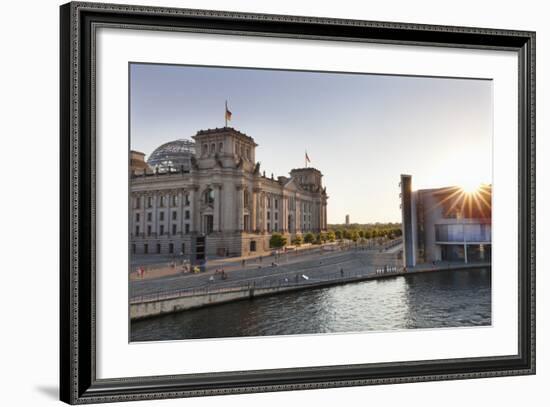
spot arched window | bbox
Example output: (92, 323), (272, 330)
(202, 144), (208, 156)
(218, 142), (223, 153)
(211, 143), (216, 155)
(203, 188), (214, 205)
(246, 147), (250, 160)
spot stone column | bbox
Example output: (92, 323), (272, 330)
(213, 185), (222, 232)
(257, 193), (263, 232)
(236, 185), (244, 232)
(262, 192), (268, 233)
(323, 203), (327, 230)
(189, 187), (196, 232)
(251, 189), (258, 232)
(152, 192), (158, 236)
(281, 196), (287, 233)
(178, 189), (184, 235)
(167, 190), (172, 236)
(298, 200), (301, 232)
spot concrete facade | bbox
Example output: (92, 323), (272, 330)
(400, 174), (492, 267)
(130, 127), (328, 259)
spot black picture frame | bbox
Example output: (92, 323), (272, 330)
(60, 1), (536, 404)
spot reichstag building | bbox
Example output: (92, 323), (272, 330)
(130, 127), (329, 258)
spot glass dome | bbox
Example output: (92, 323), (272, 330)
(147, 139), (196, 172)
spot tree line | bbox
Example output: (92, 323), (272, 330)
(269, 224), (402, 249)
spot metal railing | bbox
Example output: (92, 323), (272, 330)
(130, 265), (405, 305)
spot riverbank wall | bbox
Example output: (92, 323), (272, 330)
(130, 262), (490, 320)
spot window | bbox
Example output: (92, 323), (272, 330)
(181, 243), (185, 254)
(205, 215), (214, 234)
(160, 196), (165, 207)
(244, 189), (250, 208)
(132, 244), (136, 254)
(135, 225), (139, 236)
(147, 212), (152, 222)
(135, 197), (140, 209)
(185, 210), (190, 220)
(144, 244), (148, 254)
(184, 194), (190, 206)
(267, 211), (270, 220)
(267, 197), (271, 209)
(159, 212), (165, 221)
(172, 211), (177, 220)
(147, 196), (152, 208)
(147, 225), (151, 236)
(211, 143), (216, 155)
(202, 144), (208, 156)
(169, 243), (174, 254)
(156, 243), (161, 254)
(274, 223), (278, 232)
(246, 147), (250, 160)
(267, 222), (271, 233)
(172, 224), (177, 235)
(172, 195), (178, 206)
(136, 213), (140, 222)
(203, 188), (214, 205)
(275, 199), (278, 209)
(185, 224), (190, 234)
(218, 142), (223, 153)
(160, 225), (164, 235)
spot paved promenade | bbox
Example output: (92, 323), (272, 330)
(130, 244), (402, 299)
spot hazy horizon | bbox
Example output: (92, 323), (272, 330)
(130, 63), (493, 223)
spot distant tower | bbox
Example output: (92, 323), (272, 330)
(345, 214), (350, 225)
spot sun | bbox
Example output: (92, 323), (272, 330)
(460, 180), (481, 194)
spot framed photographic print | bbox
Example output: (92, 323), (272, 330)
(60, 1), (536, 404)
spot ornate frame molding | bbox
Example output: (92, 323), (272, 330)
(60, 2), (535, 404)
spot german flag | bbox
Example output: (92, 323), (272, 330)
(225, 101), (232, 123)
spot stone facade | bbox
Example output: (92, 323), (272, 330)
(130, 127), (328, 258)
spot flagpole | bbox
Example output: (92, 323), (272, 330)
(225, 100), (227, 128)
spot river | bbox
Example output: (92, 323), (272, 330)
(130, 267), (491, 341)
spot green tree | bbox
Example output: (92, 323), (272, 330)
(326, 231), (336, 242)
(334, 230), (342, 240)
(303, 232), (315, 244)
(349, 229), (359, 242)
(291, 234), (303, 246)
(270, 233), (287, 249)
(314, 233), (322, 244)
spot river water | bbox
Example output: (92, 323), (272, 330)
(131, 267), (491, 342)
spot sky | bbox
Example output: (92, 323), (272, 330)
(130, 63), (493, 224)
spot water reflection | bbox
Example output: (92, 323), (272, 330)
(131, 268), (491, 342)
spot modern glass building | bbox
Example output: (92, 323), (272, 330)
(400, 174), (492, 268)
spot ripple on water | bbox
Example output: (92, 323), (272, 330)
(131, 268), (491, 341)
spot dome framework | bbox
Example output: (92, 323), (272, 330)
(147, 139), (196, 172)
